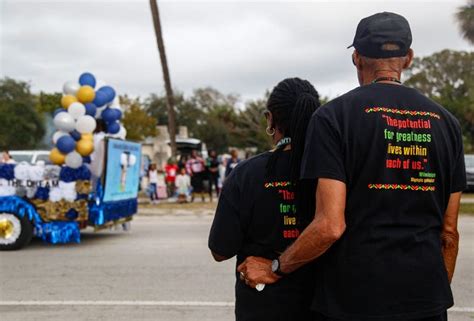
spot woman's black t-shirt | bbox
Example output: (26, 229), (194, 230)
(208, 150), (316, 321)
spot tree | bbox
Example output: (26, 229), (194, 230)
(235, 95), (273, 153)
(145, 92), (201, 129)
(36, 91), (62, 114)
(189, 88), (241, 152)
(456, 0), (474, 45)
(191, 87), (239, 112)
(150, 0), (177, 156)
(405, 50), (474, 152)
(121, 96), (158, 142)
(0, 78), (45, 150)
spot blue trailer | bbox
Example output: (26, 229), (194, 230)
(0, 138), (141, 250)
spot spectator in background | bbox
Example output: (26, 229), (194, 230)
(206, 150), (220, 201)
(165, 157), (178, 197)
(156, 168), (168, 200)
(1, 151), (15, 164)
(225, 149), (240, 177)
(218, 156), (226, 192)
(186, 150), (207, 202)
(178, 154), (189, 170)
(148, 163), (158, 204)
(175, 167), (191, 203)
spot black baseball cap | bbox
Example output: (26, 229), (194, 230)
(348, 12), (412, 59)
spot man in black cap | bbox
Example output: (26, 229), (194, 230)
(237, 12), (466, 321)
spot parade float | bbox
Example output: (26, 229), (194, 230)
(0, 72), (141, 250)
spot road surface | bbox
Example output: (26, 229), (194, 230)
(0, 210), (472, 321)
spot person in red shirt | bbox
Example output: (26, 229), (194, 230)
(165, 157), (178, 197)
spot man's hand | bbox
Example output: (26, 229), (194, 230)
(441, 191), (461, 283)
(237, 256), (280, 288)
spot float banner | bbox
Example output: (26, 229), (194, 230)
(103, 139), (141, 202)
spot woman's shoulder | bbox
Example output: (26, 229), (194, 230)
(230, 151), (272, 175)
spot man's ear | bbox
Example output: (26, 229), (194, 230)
(403, 49), (414, 69)
(352, 51), (361, 68)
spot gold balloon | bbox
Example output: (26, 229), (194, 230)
(61, 95), (78, 109)
(76, 139), (94, 156)
(81, 133), (94, 141)
(76, 86), (96, 103)
(50, 148), (66, 165)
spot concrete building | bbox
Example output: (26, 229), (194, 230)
(141, 125), (189, 168)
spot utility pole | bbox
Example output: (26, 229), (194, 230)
(149, 0), (177, 157)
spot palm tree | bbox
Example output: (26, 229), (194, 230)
(456, 0), (474, 45)
(149, 0), (177, 157)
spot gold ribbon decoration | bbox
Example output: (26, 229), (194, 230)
(75, 180), (92, 195)
(31, 199), (88, 222)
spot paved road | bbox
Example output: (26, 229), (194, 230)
(0, 212), (473, 321)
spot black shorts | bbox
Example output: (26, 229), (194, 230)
(313, 311), (447, 321)
(190, 172), (204, 192)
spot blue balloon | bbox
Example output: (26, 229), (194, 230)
(66, 209), (78, 220)
(98, 86), (116, 103)
(70, 130), (81, 141)
(93, 90), (108, 107)
(113, 108), (122, 120)
(56, 135), (76, 154)
(84, 103), (97, 116)
(101, 108), (118, 123)
(107, 121), (120, 134)
(79, 72), (96, 88)
(82, 156), (91, 164)
(53, 108), (66, 117)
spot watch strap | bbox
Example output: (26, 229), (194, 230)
(272, 258), (286, 277)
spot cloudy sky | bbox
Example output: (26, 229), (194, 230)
(0, 0), (472, 103)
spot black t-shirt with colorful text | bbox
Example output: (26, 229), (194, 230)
(301, 83), (466, 321)
(209, 151), (316, 321)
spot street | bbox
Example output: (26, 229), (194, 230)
(0, 209), (473, 321)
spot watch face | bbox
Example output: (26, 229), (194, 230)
(271, 259), (279, 273)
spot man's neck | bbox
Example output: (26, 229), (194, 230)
(362, 70), (402, 86)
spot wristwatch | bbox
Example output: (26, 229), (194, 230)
(271, 258), (286, 277)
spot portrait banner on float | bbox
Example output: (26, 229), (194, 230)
(103, 139), (141, 202)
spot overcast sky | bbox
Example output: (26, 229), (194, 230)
(0, 0), (472, 103)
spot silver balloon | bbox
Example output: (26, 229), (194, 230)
(117, 125), (127, 139)
(65, 151), (83, 169)
(75, 115), (97, 134)
(53, 112), (75, 132)
(63, 81), (80, 95)
(95, 106), (106, 119)
(52, 131), (68, 144)
(68, 102), (86, 120)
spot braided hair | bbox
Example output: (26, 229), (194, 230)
(265, 78), (320, 182)
(265, 78), (320, 226)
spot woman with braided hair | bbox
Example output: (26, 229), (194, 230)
(208, 78), (321, 321)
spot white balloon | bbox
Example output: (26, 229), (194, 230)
(52, 131), (68, 144)
(117, 125), (127, 139)
(63, 81), (80, 95)
(95, 106), (106, 119)
(68, 102), (86, 120)
(75, 115), (97, 134)
(65, 151), (83, 169)
(53, 112), (75, 132)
